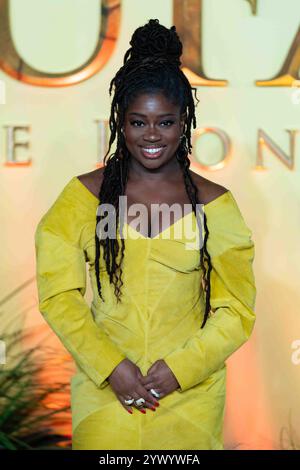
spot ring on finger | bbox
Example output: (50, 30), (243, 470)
(124, 397), (134, 405)
(150, 388), (160, 398)
(134, 397), (146, 407)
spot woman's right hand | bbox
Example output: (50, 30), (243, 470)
(107, 358), (160, 413)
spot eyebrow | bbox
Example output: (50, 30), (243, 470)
(128, 112), (176, 117)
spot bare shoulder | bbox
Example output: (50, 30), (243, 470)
(189, 170), (229, 205)
(76, 167), (104, 197)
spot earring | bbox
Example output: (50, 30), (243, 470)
(180, 134), (187, 146)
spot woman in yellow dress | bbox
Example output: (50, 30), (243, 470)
(34, 19), (256, 450)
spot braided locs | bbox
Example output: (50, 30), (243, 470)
(95, 19), (212, 328)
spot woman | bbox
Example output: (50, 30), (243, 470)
(34, 19), (256, 450)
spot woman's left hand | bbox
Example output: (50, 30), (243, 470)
(139, 359), (180, 398)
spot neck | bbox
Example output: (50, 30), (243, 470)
(127, 154), (183, 182)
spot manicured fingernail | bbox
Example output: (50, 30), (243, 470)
(154, 402), (160, 407)
(127, 409), (132, 414)
(150, 406), (156, 411)
(140, 409), (146, 414)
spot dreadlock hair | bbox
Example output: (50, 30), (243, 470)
(95, 18), (213, 328)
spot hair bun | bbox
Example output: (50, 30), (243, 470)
(129, 19), (182, 66)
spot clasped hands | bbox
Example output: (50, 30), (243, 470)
(107, 358), (180, 413)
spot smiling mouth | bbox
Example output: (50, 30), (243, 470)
(140, 146), (166, 158)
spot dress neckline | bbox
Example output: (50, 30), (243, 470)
(72, 176), (231, 239)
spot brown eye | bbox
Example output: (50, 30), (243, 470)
(161, 120), (175, 126)
(130, 120), (144, 126)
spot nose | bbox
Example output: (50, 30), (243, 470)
(143, 124), (161, 143)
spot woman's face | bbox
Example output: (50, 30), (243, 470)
(123, 92), (186, 170)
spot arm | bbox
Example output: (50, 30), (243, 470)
(34, 210), (127, 390)
(163, 193), (257, 392)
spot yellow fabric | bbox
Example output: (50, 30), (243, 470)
(34, 176), (256, 450)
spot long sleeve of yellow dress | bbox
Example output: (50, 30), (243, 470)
(34, 181), (127, 389)
(163, 192), (257, 393)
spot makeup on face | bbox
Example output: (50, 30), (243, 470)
(123, 93), (185, 167)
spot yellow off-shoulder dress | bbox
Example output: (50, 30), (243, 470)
(34, 176), (256, 450)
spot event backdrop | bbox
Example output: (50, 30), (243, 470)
(0, 0), (300, 450)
